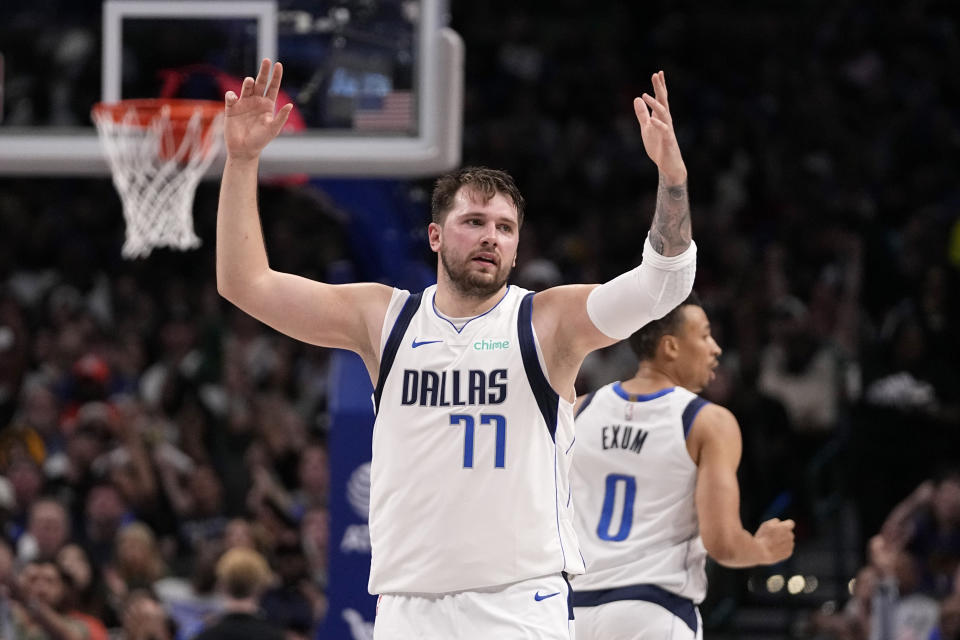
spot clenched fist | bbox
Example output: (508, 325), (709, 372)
(755, 517), (796, 564)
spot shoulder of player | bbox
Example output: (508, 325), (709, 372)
(688, 402), (740, 439)
(531, 284), (595, 313)
(686, 402), (742, 466)
(350, 281), (398, 305)
(320, 281), (396, 318)
(527, 284), (595, 349)
(338, 283), (405, 365)
(530, 283), (610, 350)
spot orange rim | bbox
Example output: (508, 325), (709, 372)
(91, 99), (222, 128)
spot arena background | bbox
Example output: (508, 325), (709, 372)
(0, 1), (958, 639)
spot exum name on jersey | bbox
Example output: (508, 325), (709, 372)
(601, 424), (649, 455)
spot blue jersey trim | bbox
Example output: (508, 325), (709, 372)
(517, 292), (560, 440)
(571, 584), (697, 633)
(552, 444), (568, 572)
(681, 396), (711, 439)
(611, 383), (675, 402)
(562, 572), (575, 621)
(431, 285), (511, 334)
(574, 391), (597, 418)
(373, 291), (423, 414)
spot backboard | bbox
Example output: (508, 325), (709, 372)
(0, 0), (462, 177)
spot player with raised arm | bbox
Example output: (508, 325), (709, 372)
(216, 60), (696, 638)
(569, 293), (796, 639)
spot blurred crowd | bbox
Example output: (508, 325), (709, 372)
(0, 180), (341, 639)
(808, 472), (960, 640)
(1, 0), (959, 638)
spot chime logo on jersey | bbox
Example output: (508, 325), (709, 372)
(400, 368), (508, 406)
(473, 337), (511, 351)
(601, 424), (649, 454)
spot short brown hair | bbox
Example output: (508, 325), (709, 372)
(431, 166), (525, 226)
(627, 292), (702, 362)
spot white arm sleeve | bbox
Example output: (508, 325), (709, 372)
(586, 235), (697, 339)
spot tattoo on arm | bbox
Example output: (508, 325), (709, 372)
(649, 175), (692, 256)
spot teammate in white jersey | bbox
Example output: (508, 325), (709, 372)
(570, 293), (796, 639)
(216, 60), (697, 638)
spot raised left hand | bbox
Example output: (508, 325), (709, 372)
(634, 71), (687, 185)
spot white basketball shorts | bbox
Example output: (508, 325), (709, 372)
(374, 573), (575, 639)
(574, 600), (702, 640)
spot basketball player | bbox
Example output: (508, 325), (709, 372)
(216, 59), (696, 638)
(569, 293), (796, 639)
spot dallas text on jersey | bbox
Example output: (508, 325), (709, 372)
(400, 368), (508, 407)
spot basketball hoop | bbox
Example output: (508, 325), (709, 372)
(91, 99), (224, 259)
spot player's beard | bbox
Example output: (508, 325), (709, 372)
(440, 246), (512, 300)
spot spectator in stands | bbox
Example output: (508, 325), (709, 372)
(100, 398), (159, 514)
(246, 440), (330, 527)
(300, 506), (329, 594)
(261, 537), (315, 639)
(193, 547), (283, 640)
(80, 481), (133, 567)
(155, 542), (223, 640)
(18, 497), (71, 563)
(882, 472), (960, 598)
(758, 295), (843, 436)
(104, 522), (167, 607)
(57, 542), (111, 627)
(292, 441), (329, 516)
(115, 589), (176, 640)
(11, 383), (64, 460)
(868, 533), (940, 640)
(156, 460), (228, 558)
(4, 558), (89, 640)
(222, 517), (262, 553)
(46, 404), (112, 521)
(4, 457), (45, 540)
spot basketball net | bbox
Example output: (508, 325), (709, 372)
(92, 100), (224, 259)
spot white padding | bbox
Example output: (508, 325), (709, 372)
(586, 236), (697, 339)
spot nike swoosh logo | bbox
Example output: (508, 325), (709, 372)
(534, 591), (560, 601)
(411, 338), (443, 349)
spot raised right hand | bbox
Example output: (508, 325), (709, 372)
(755, 517), (796, 564)
(224, 58), (294, 160)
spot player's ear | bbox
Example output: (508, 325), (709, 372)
(428, 222), (442, 253)
(661, 334), (680, 360)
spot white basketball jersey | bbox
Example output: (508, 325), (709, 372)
(368, 285), (583, 595)
(569, 382), (709, 603)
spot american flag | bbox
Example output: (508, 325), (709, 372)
(353, 91), (414, 132)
